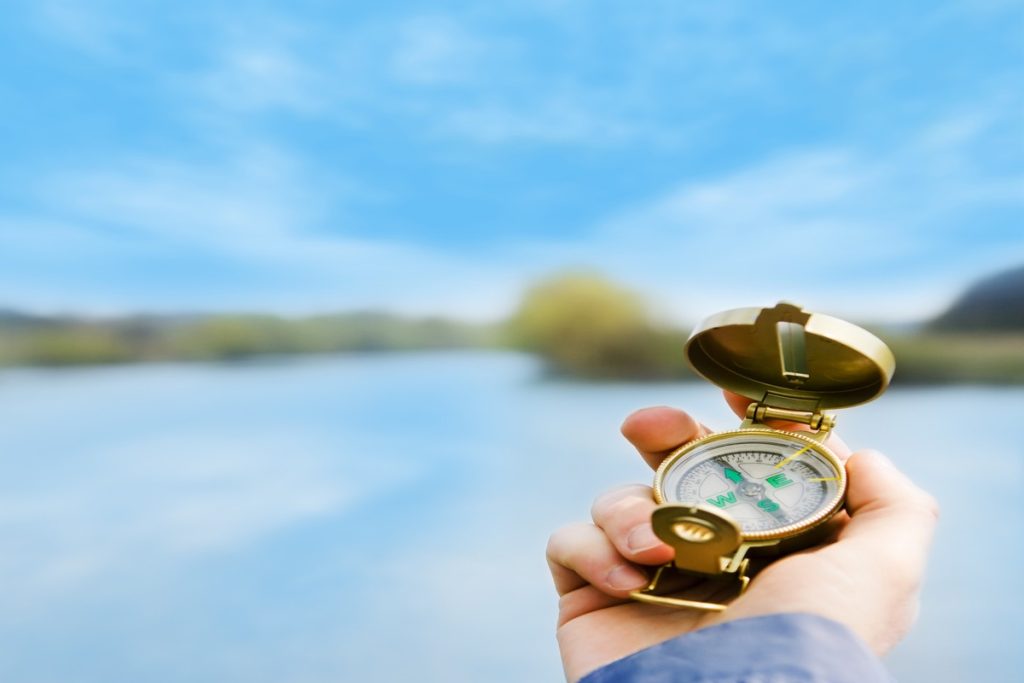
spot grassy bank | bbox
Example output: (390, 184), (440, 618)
(881, 333), (1024, 385)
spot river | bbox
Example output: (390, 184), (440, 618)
(0, 351), (1020, 682)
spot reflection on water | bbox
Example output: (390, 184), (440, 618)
(0, 352), (1021, 682)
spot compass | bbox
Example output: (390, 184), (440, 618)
(631, 302), (894, 611)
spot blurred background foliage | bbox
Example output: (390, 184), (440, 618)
(3, 264), (1021, 383)
(504, 272), (689, 380)
(0, 311), (492, 366)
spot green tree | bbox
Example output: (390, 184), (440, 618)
(506, 272), (687, 379)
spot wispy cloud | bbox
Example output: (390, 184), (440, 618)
(509, 104), (1024, 322)
(5, 1), (1022, 322)
(4, 95), (1022, 322)
(194, 42), (324, 115)
(443, 97), (640, 145)
(48, 146), (327, 245)
(389, 16), (491, 86)
(32, 0), (134, 58)
(2, 144), (524, 316)
(160, 8), (692, 147)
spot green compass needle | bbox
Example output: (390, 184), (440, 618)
(711, 457), (789, 523)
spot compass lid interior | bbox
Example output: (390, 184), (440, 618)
(684, 302), (895, 410)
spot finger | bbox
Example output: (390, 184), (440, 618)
(556, 585), (628, 627)
(723, 390), (853, 460)
(546, 522), (650, 598)
(840, 449), (939, 580)
(723, 390), (753, 419)
(590, 485), (675, 566)
(765, 509), (850, 565)
(621, 406), (709, 470)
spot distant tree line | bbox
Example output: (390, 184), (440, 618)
(0, 311), (494, 366)
(1, 265), (1022, 383)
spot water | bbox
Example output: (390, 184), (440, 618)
(0, 352), (1020, 682)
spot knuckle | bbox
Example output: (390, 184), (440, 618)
(545, 522), (590, 560)
(920, 492), (941, 521)
(905, 489), (941, 523)
(590, 484), (651, 521)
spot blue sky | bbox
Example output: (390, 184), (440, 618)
(1, 0), (1022, 322)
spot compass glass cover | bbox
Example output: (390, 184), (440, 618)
(658, 433), (843, 535)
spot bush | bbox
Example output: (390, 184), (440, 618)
(505, 272), (689, 379)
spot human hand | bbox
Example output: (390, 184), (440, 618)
(546, 392), (939, 682)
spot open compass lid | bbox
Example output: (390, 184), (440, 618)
(684, 302), (895, 410)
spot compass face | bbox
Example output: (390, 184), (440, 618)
(657, 431), (844, 538)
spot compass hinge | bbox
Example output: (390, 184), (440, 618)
(746, 403), (835, 433)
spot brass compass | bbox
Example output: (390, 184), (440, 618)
(631, 302), (895, 611)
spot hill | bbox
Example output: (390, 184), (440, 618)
(931, 265), (1024, 331)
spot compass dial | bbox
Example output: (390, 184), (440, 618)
(656, 431), (845, 539)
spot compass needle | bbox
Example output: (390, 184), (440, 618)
(775, 444), (813, 469)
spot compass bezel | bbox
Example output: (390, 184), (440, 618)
(653, 427), (847, 543)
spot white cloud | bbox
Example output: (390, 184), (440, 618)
(443, 95), (643, 145)
(33, 0), (133, 58)
(194, 43), (324, 114)
(2, 145), (524, 318)
(6, 97), (1024, 323)
(7, 0), (1024, 323)
(502, 106), (1024, 323)
(164, 9), (681, 147)
(48, 146), (326, 245)
(390, 16), (490, 86)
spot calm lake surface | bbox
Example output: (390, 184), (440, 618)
(0, 351), (1021, 682)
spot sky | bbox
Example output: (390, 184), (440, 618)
(1, 0), (1022, 324)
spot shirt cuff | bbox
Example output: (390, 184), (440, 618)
(580, 612), (892, 683)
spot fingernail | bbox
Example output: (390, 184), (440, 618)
(605, 564), (648, 591)
(627, 525), (663, 553)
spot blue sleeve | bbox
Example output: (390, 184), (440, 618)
(579, 613), (893, 683)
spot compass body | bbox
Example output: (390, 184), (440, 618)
(655, 429), (845, 552)
(630, 302), (895, 610)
